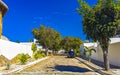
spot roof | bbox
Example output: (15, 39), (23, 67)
(84, 43), (97, 48)
(0, 0), (8, 16)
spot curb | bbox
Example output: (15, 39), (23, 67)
(75, 57), (115, 75)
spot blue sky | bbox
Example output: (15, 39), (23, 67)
(2, 0), (97, 42)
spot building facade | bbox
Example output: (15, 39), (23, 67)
(80, 38), (120, 67)
(0, 0), (8, 38)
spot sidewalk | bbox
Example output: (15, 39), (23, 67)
(0, 57), (48, 75)
(75, 57), (120, 75)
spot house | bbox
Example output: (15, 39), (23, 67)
(80, 38), (120, 67)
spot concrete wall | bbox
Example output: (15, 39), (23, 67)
(108, 43), (120, 67)
(20, 42), (43, 50)
(91, 45), (103, 62)
(82, 40), (120, 67)
(91, 43), (120, 66)
(0, 39), (33, 60)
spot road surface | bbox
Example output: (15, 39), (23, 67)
(21, 56), (100, 75)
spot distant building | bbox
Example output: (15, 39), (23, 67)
(114, 35), (120, 38)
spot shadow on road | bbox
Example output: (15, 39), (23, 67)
(55, 65), (92, 73)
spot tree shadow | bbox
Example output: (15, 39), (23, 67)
(55, 65), (92, 73)
(81, 56), (120, 69)
(91, 59), (120, 69)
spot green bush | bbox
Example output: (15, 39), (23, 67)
(19, 53), (28, 64)
(31, 43), (37, 53)
(33, 51), (46, 60)
(26, 53), (31, 59)
(33, 52), (40, 60)
(41, 53), (46, 57)
(74, 49), (80, 56)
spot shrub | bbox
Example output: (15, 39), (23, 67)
(26, 53), (31, 59)
(75, 50), (80, 56)
(33, 52), (41, 60)
(41, 53), (46, 57)
(19, 53), (28, 64)
(31, 43), (37, 53)
(33, 50), (46, 60)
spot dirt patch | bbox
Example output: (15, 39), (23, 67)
(0, 55), (10, 66)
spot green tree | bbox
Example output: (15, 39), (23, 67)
(32, 25), (62, 55)
(16, 40), (20, 43)
(29, 39), (33, 42)
(77, 0), (120, 70)
(60, 36), (73, 51)
(84, 46), (96, 62)
(49, 30), (62, 54)
(31, 43), (37, 53)
(60, 36), (83, 55)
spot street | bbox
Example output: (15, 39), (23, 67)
(22, 56), (100, 75)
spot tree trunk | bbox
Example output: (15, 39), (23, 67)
(45, 48), (48, 56)
(88, 55), (91, 62)
(100, 39), (110, 71)
(103, 50), (109, 70)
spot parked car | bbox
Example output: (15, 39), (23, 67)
(67, 50), (75, 58)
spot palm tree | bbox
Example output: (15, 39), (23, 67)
(84, 46), (96, 62)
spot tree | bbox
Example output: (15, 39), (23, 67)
(60, 36), (83, 55)
(49, 30), (62, 54)
(77, 0), (120, 70)
(29, 39), (33, 42)
(31, 43), (37, 53)
(16, 40), (20, 43)
(84, 46), (96, 62)
(32, 25), (62, 55)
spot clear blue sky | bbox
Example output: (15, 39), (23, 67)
(2, 0), (97, 42)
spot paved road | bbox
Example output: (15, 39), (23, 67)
(22, 56), (100, 75)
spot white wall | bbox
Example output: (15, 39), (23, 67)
(91, 43), (120, 67)
(108, 43), (120, 66)
(0, 39), (33, 60)
(20, 42), (43, 50)
(82, 38), (120, 67)
(91, 45), (104, 62)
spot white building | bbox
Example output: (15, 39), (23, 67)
(80, 38), (120, 67)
